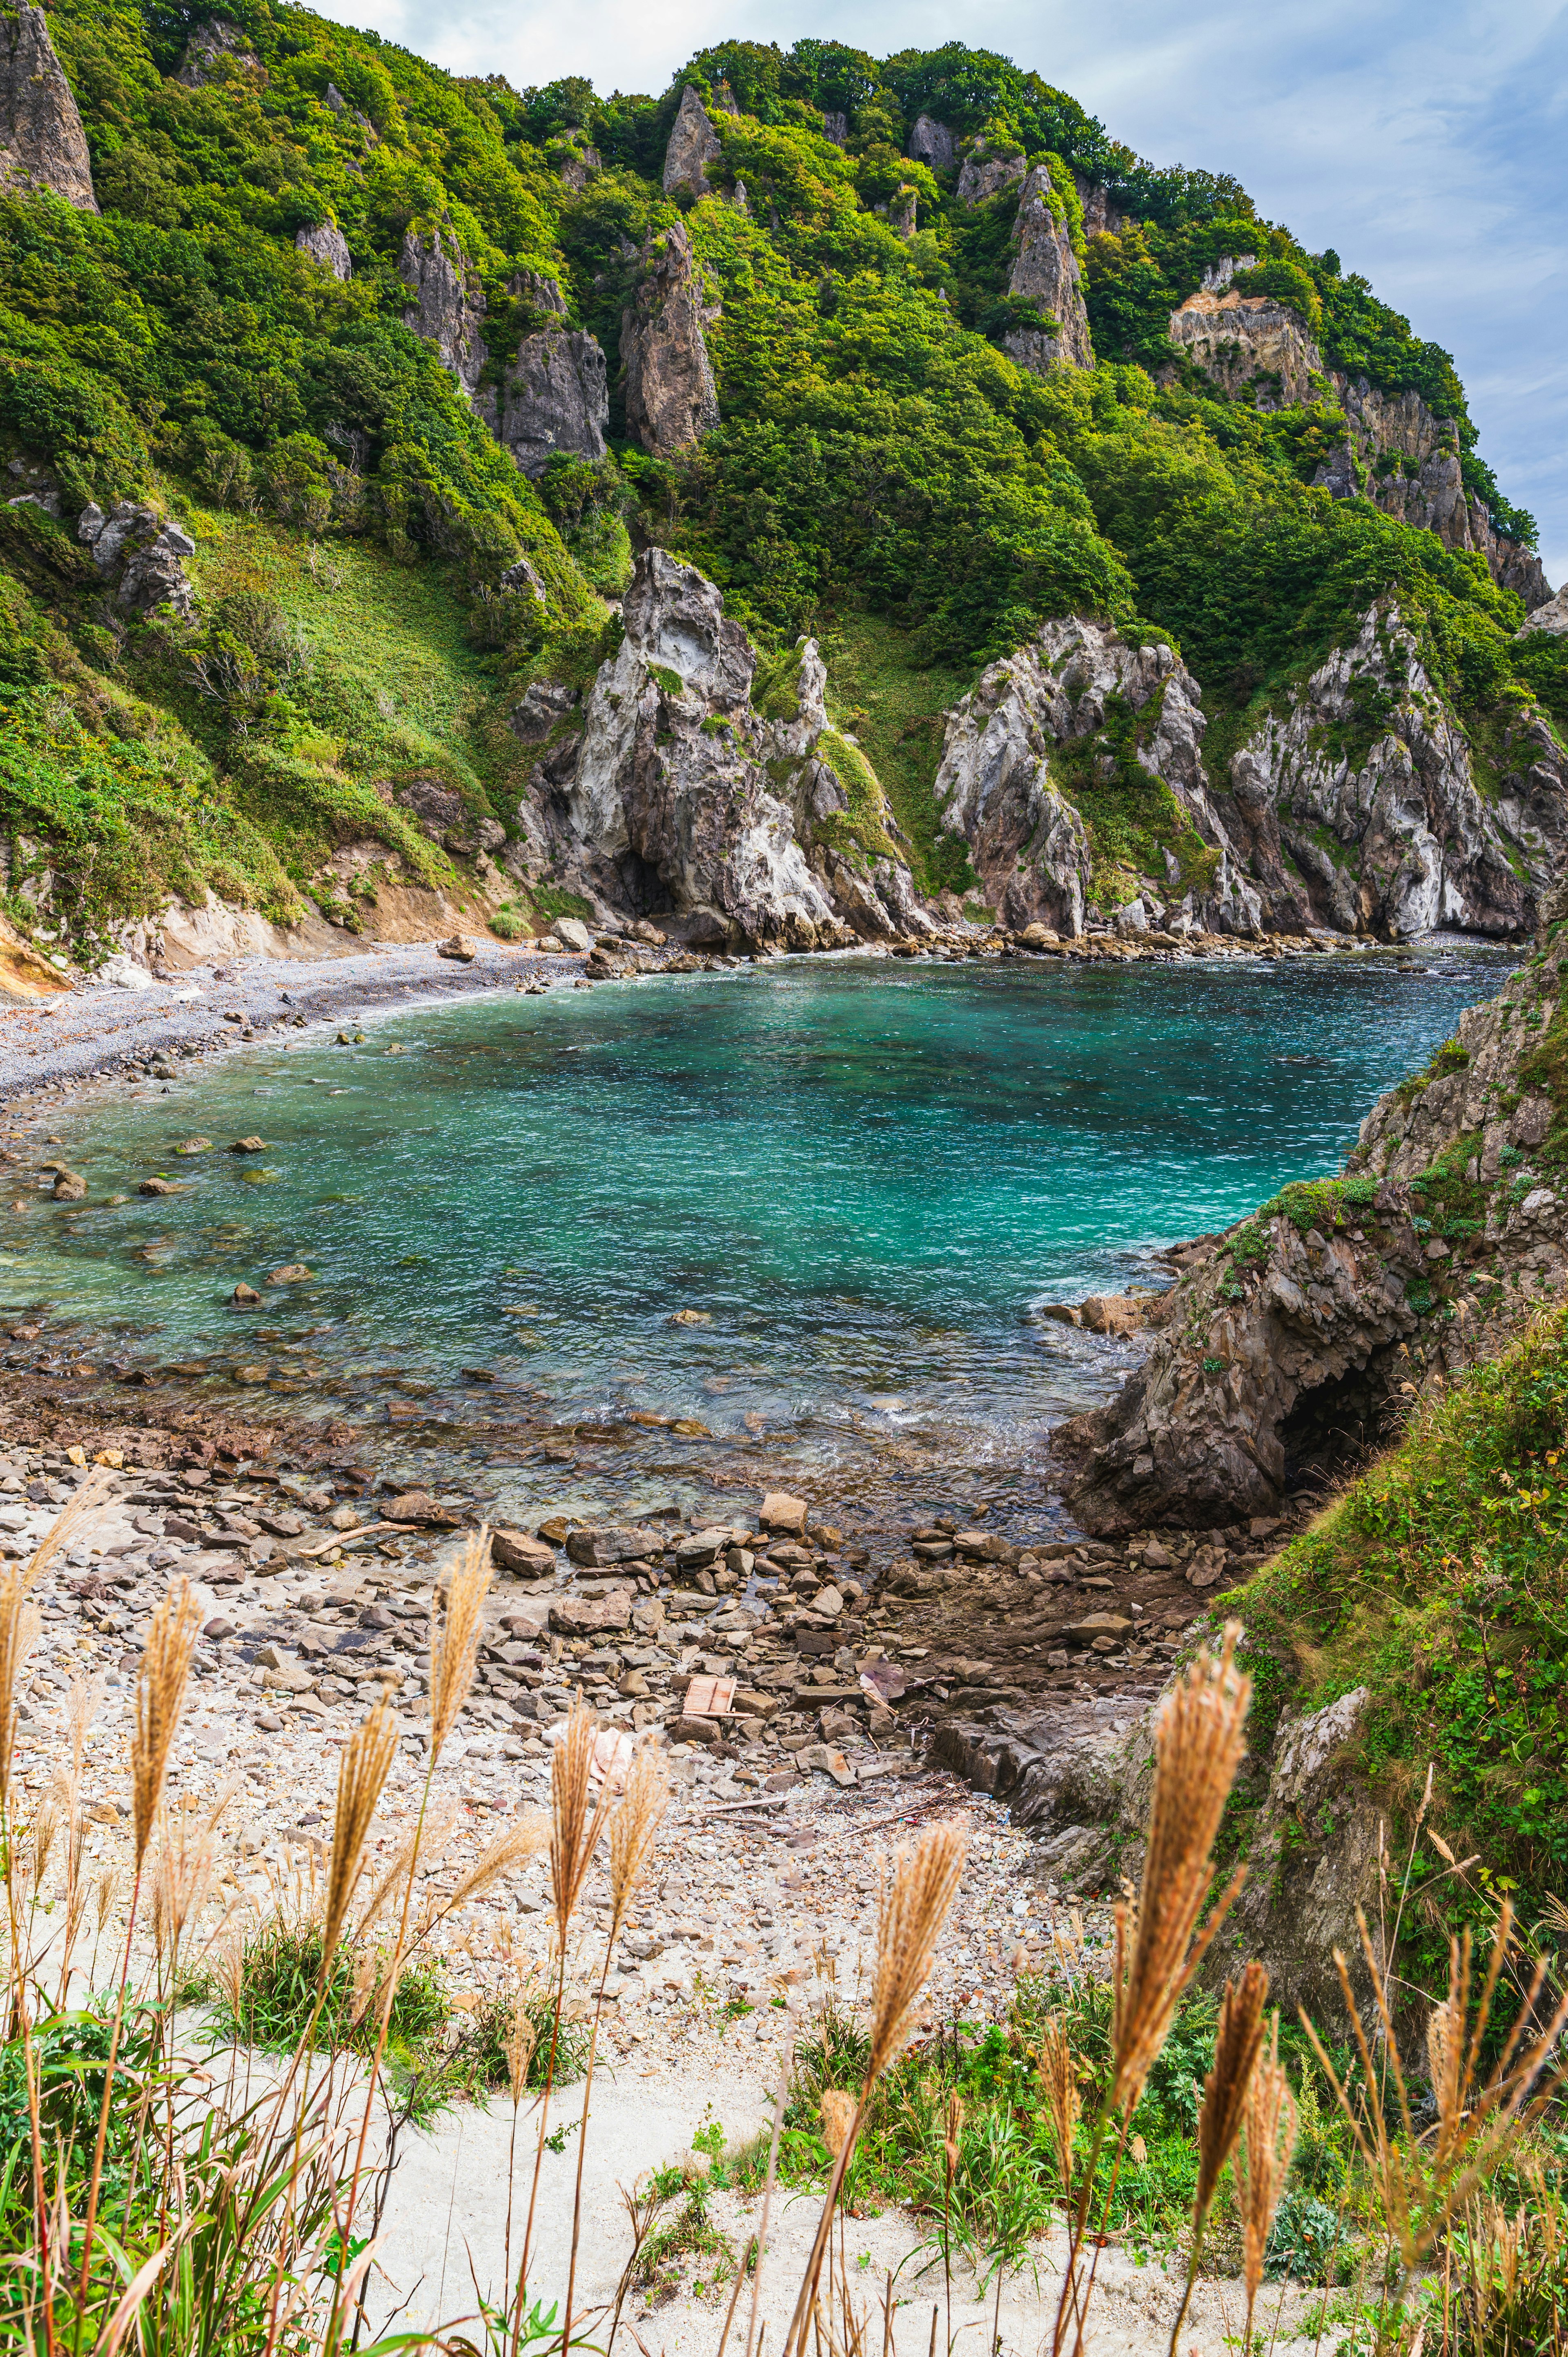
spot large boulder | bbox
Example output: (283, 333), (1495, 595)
(0, 7), (96, 211)
(176, 21), (263, 86)
(662, 84), (722, 198)
(1004, 167), (1093, 372)
(296, 221), (352, 280)
(76, 502), (196, 620)
(400, 227), (487, 397)
(621, 222), (720, 456)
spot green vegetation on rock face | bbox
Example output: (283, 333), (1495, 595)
(0, 7), (1558, 944)
(1237, 1307), (1568, 1942)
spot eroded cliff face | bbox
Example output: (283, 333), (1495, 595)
(620, 223), (721, 456)
(1167, 291), (1549, 607)
(1004, 167), (1093, 373)
(517, 550), (932, 948)
(1167, 290), (1321, 406)
(295, 220), (352, 280)
(400, 227), (487, 397)
(1053, 884), (1568, 1533)
(1222, 606), (1568, 940)
(0, 7), (96, 211)
(933, 617), (1262, 937)
(662, 84), (722, 198)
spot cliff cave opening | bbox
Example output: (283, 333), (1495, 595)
(1280, 1357), (1401, 1496)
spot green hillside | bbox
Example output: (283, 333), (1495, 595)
(2, 6), (1564, 947)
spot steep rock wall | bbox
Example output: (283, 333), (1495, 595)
(1221, 606), (1568, 940)
(400, 227), (487, 398)
(1167, 289), (1321, 406)
(0, 7), (96, 211)
(1004, 166), (1093, 373)
(620, 223), (720, 456)
(520, 550), (931, 947)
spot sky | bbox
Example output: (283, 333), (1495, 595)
(334, 0), (1568, 589)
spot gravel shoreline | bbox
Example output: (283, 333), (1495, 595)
(0, 935), (575, 1104)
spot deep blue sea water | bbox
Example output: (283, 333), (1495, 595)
(6, 945), (1510, 1502)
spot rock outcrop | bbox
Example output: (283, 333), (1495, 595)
(956, 141), (1024, 205)
(176, 21), (263, 86)
(1222, 604), (1568, 939)
(295, 221), (352, 280)
(934, 617), (1264, 938)
(1522, 586), (1568, 637)
(1167, 289), (1321, 407)
(77, 501), (197, 619)
(521, 549), (931, 947)
(400, 226), (487, 397)
(662, 84), (722, 198)
(1053, 885), (1568, 1532)
(907, 115), (954, 171)
(620, 223), (720, 456)
(1168, 293), (1549, 605)
(0, 7), (97, 211)
(493, 320), (608, 476)
(1003, 166), (1093, 373)
(1312, 378), (1551, 609)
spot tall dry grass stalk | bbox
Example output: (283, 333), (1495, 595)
(1037, 2018), (1080, 2208)
(820, 2089), (858, 2158)
(131, 1578), (201, 1869)
(1236, 2014), (1296, 2350)
(78, 1570), (202, 2303)
(1054, 1623), (1252, 2357)
(781, 1822), (969, 2357)
(320, 1700), (399, 1968)
(1108, 1624), (1251, 2123)
(0, 1561), (41, 1827)
(1165, 1962), (1270, 2356)
(428, 1529), (492, 1758)
(1303, 1900), (1568, 2289)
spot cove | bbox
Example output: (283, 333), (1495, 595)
(7, 945), (1508, 1492)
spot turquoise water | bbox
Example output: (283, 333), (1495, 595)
(6, 946), (1508, 1491)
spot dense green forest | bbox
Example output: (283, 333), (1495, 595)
(1, 6), (1564, 944)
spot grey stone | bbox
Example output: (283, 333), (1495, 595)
(662, 85), (722, 198)
(621, 221), (720, 456)
(0, 8), (97, 210)
(907, 115), (953, 171)
(296, 221), (352, 280)
(400, 226), (487, 396)
(495, 328), (608, 475)
(1004, 166), (1093, 372)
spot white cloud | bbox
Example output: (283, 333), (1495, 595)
(332, 0), (1568, 584)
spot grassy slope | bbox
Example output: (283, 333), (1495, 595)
(1230, 1307), (1568, 1954)
(820, 613), (977, 894)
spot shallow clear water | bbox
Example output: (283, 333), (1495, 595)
(7, 946), (1509, 1500)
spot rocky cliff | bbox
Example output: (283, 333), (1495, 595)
(400, 226), (488, 399)
(490, 272), (609, 477)
(933, 618), (1262, 936)
(1053, 883), (1568, 1532)
(662, 84), (723, 198)
(620, 222), (721, 456)
(1222, 605), (1568, 939)
(932, 600), (1568, 950)
(295, 220), (352, 280)
(1168, 289), (1549, 606)
(515, 549), (934, 948)
(1004, 166), (1094, 373)
(0, 6), (96, 210)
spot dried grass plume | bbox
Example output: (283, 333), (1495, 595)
(131, 1578), (202, 1867)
